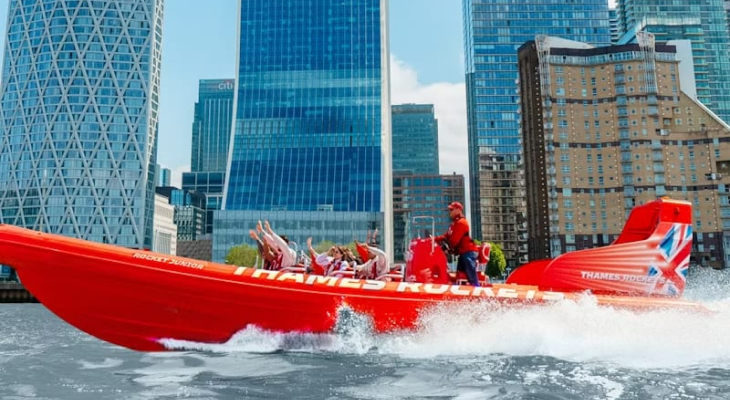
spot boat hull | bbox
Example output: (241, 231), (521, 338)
(0, 225), (705, 351)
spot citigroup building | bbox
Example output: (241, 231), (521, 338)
(213, 0), (392, 262)
(0, 0), (164, 249)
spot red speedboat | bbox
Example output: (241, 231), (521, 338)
(0, 197), (704, 351)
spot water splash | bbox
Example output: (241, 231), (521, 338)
(161, 270), (730, 369)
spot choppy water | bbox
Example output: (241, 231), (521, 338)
(1, 268), (730, 399)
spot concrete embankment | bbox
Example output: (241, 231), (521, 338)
(0, 282), (37, 303)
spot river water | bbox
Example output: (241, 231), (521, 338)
(1, 269), (730, 400)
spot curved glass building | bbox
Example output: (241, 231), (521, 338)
(0, 0), (164, 249)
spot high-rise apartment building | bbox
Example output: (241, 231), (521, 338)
(182, 79), (234, 234)
(0, 0), (164, 249)
(616, 0), (730, 123)
(609, 9), (621, 44)
(214, 0), (392, 262)
(462, 0), (611, 268)
(392, 104), (439, 175)
(518, 35), (730, 268)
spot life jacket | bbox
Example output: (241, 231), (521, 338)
(309, 251), (326, 275)
(355, 241), (371, 262)
(325, 259), (347, 276)
(266, 252), (284, 271)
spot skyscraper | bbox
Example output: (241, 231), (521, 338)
(0, 0), (164, 249)
(609, 9), (621, 44)
(392, 104), (439, 175)
(462, 0), (611, 268)
(190, 79), (234, 174)
(214, 0), (392, 261)
(390, 104), (463, 261)
(156, 164), (171, 187)
(182, 79), (234, 234)
(616, 0), (730, 124)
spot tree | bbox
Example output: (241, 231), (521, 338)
(314, 240), (337, 254)
(486, 242), (507, 278)
(225, 244), (259, 267)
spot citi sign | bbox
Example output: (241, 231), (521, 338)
(218, 80), (234, 90)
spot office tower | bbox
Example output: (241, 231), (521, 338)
(392, 173), (465, 261)
(0, 0), (164, 249)
(155, 187), (206, 242)
(390, 103), (464, 261)
(155, 164), (171, 187)
(616, 0), (730, 123)
(182, 79), (234, 234)
(518, 35), (730, 268)
(462, 0), (611, 268)
(215, 0), (392, 262)
(190, 79), (234, 173)
(392, 104), (439, 175)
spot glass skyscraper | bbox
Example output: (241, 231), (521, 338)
(0, 0), (164, 249)
(214, 0), (392, 262)
(189, 79), (234, 174)
(616, 0), (730, 124)
(462, 0), (611, 267)
(182, 79), (234, 234)
(392, 104), (439, 175)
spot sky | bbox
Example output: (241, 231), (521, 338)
(0, 0), (469, 190)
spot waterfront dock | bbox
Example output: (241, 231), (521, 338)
(0, 282), (37, 303)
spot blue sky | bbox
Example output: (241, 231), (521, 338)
(0, 0), (468, 187)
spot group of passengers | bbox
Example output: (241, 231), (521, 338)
(247, 201), (482, 286)
(248, 222), (390, 280)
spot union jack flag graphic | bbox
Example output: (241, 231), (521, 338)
(652, 223), (692, 295)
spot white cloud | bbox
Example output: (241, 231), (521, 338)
(389, 56), (471, 214)
(167, 164), (190, 189)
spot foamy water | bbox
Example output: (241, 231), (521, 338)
(161, 274), (730, 370)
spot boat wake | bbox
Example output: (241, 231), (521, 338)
(161, 273), (730, 370)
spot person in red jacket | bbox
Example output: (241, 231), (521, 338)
(435, 202), (480, 286)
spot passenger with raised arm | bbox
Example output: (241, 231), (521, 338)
(259, 220), (297, 270)
(306, 237), (327, 275)
(249, 229), (278, 270)
(307, 239), (352, 277)
(435, 202), (480, 286)
(354, 240), (387, 279)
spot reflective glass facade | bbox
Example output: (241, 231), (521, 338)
(0, 0), (164, 249)
(184, 79), (234, 234)
(218, 0), (392, 261)
(617, 0), (730, 124)
(182, 171), (224, 234)
(191, 79), (234, 174)
(392, 104), (439, 175)
(392, 174), (465, 262)
(462, 0), (610, 267)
